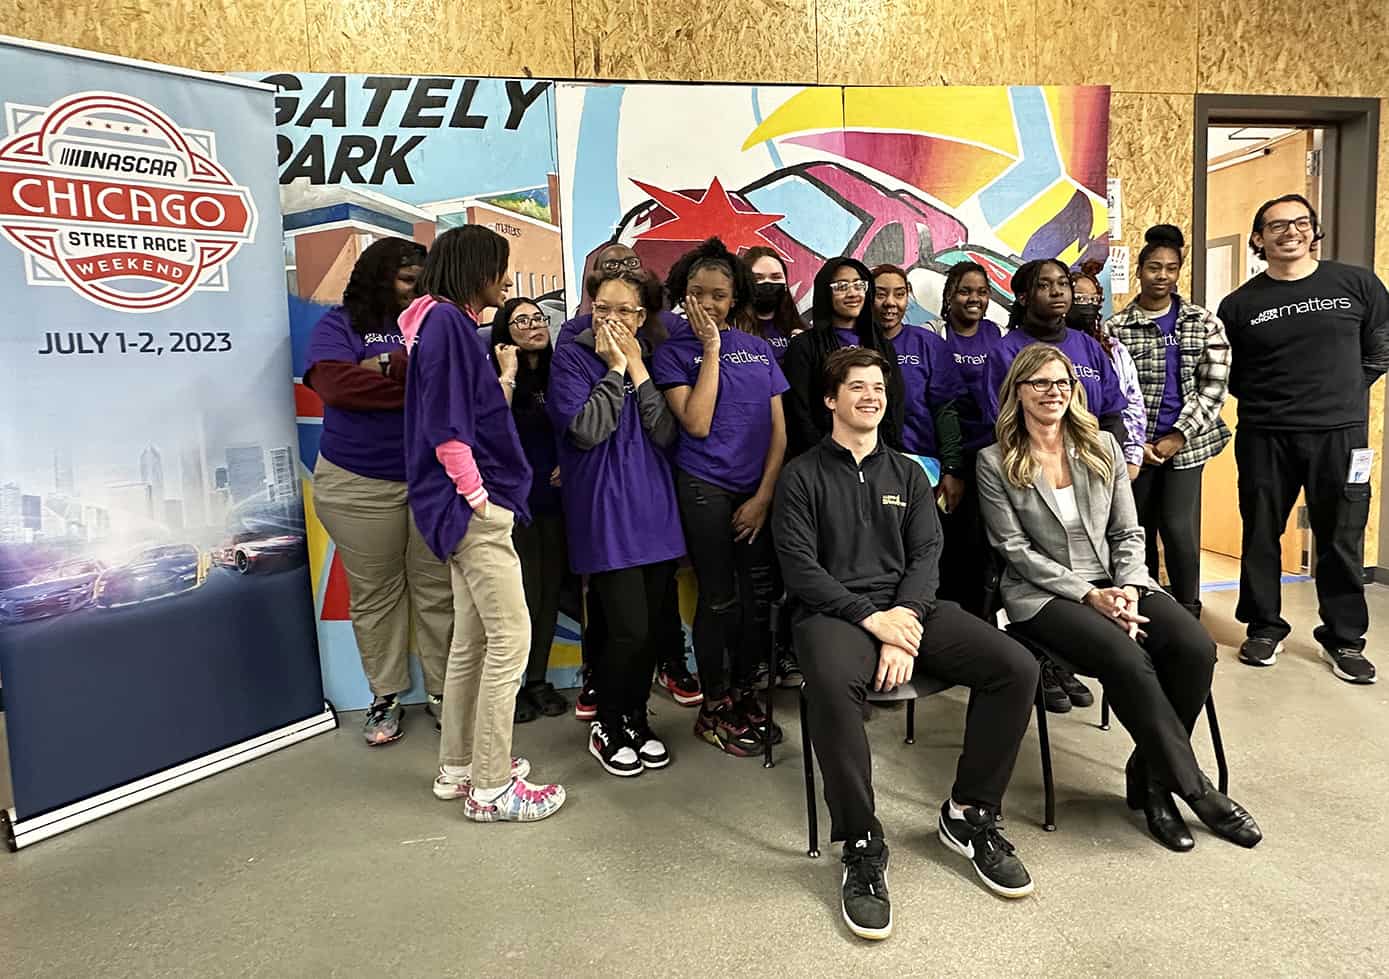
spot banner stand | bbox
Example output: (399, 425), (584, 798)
(2, 704), (337, 851)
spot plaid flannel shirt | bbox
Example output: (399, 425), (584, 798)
(1106, 296), (1231, 469)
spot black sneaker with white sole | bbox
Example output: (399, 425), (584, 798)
(1238, 637), (1283, 667)
(938, 801), (1034, 898)
(589, 719), (642, 776)
(1320, 646), (1377, 684)
(841, 836), (891, 940)
(622, 712), (670, 768)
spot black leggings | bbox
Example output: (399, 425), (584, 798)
(1130, 462), (1204, 609)
(587, 560), (678, 725)
(937, 463), (990, 619)
(513, 512), (566, 686)
(675, 471), (775, 700)
(1009, 590), (1215, 797)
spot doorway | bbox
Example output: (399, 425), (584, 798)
(1190, 96), (1380, 586)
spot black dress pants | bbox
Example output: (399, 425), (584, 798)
(587, 560), (678, 725)
(1235, 425), (1370, 651)
(676, 470), (775, 700)
(1009, 591), (1214, 798)
(513, 512), (566, 686)
(937, 463), (990, 619)
(795, 601), (1038, 842)
(1131, 462), (1204, 611)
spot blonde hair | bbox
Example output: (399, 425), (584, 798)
(994, 344), (1114, 489)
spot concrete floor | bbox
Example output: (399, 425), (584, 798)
(4, 581), (1389, 978)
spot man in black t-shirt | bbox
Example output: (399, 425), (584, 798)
(1218, 194), (1389, 685)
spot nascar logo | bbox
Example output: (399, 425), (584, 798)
(0, 91), (257, 312)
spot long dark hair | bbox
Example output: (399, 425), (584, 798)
(492, 297), (553, 411)
(585, 267), (668, 346)
(1006, 258), (1071, 331)
(418, 225), (509, 308)
(664, 237), (756, 331)
(342, 236), (426, 336)
(940, 260), (989, 327)
(743, 245), (803, 341)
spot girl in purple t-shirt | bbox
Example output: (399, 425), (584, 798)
(303, 237), (454, 749)
(653, 239), (789, 758)
(744, 245), (805, 365)
(547, 269), (685, 778)
(401, 225), (565, 823)
(490, 298), (571, 725)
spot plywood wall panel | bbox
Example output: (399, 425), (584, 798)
(4, 0), (311, 71)
(1035, 0), (1195, 92)
(304, 0), (575, 76)
(571, 0), (817, 82)
(1198, 1), (1389, 97)
(817, 0), (1036, 87)
(1107, 93), (1193, 302)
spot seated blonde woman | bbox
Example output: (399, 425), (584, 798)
(976, 343), (1261, 853)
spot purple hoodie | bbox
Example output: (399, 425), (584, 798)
(401, 296), (532, 561)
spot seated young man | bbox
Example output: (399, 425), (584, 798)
(773, 347), (1039, 941)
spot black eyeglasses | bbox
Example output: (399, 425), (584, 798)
(600, 256), (642, 273)
(508, 313), (548, 328)
(1262, 217), (1314, 235)
(1017, 377), (1074, 394)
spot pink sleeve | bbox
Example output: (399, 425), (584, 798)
(435, 440), (488, 509)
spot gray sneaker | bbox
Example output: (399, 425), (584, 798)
(363, 696), (404, 746)
(1321, 646), (1377, 684)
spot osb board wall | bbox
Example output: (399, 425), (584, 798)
(4, 0), (1388, 562)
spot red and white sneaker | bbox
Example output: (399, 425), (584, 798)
(656, 661), (703, 707)
(464, 776), (566, 823)
(432, 758), (532, 800)
(574, 670), (598, 721)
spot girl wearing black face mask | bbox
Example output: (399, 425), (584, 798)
(1068, 264), (1146, 482)
(744, 246), (803, 366)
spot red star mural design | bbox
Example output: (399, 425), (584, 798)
(630, 176), (784, 253)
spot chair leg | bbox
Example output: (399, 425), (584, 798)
(905, 699), (916, 744)
(1099, 690), (1111, 730)
(1205, 693), (1229, 795)
(800, 687), (819, 858)
(1035, 682), (1056, 831)
(763, 656), (776, 769)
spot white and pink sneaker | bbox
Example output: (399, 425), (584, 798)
(432, 758), (531, 800)
(464, 777), (567, 823)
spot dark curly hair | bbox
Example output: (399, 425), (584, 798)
(585, 267), (669, 346)
(1069, 259), (1112, 354)
(342, 236), (426, 336)
(940, 260), (990, 326)
(664, 237), (756, 330)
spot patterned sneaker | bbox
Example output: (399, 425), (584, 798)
(589, 719), (642, 776)
(937, 801), (1034, 898)
(1320, 646), (1377, 684)
(656, 660), (704, 707)
(694, 696), (762, 757)
(734, 689), (783, 745)
(464, 776), (566, 823)
(363, 695), (404, 746)
(574, 670), (599, 721)
(432, 758), (532, 800)
(622, 711), (670, 769)
(425, 694), (443, 733)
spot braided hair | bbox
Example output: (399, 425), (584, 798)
(939, 260), (989, 327)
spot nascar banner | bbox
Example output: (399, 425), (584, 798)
(0, 37), (330, 842)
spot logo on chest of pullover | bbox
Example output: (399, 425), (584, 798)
(881, 493), (906, 508)
(1249, 296), (1354, 326)
(692, 349), (770, 367)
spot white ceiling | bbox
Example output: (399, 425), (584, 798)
(1207, 126), (1301, 161)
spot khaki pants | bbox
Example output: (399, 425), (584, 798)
(440, 504), (531, 790)
(312, 455), (452, 697)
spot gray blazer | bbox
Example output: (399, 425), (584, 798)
(976, 433), (1159, 623)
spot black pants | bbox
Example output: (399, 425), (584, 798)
(582, 565), (686, 673)
(937, 464), (990, 619)
(676, 471), (775, 699)
(796, 602), (1038, 842)
(514, 512), (566, 686)
(1010, 591), (1214, 797)
(1235, 425), (1370, 650)
(587, 560), (678, 724)
(1131, 462), (1204, 610)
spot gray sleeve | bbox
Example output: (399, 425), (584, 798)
(1105, 434), (1151, 589)
(636, 378), (679, 449)
(566, 370), (626, 450)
